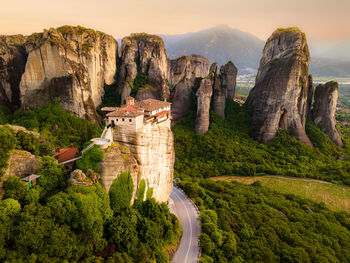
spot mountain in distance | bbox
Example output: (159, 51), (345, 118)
(162, 25), (265, 75)
(309, 57), (350, 78)
(162, 25), (350, 78)
(310, 39), (350, 60)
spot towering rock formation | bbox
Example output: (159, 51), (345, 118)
(246, 28), (312, 146)
(312, 81), (343, 147)
(117, 33), (169, 103)
(0, 35), (27, 110)
(220, 61), (237, 99)
(19, 26), (117, 124)
(210, 63), (225, 119)
(100, 98), (174, 202)
(195, 78), (213, 133)
(211, 61), (238, 119)
(169, 55), (210, 122)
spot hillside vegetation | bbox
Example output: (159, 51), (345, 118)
(174, 94), (350, 262)
(210, 176), (350, 212)
(174, 100), (350, 184)
(178, 179), (350, 263)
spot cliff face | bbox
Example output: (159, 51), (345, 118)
(19, 26), (117, 124)
(246, 28), (312, 146)
(118, 33), (169, 104)
(312, 81), (343, 147)
(0, 35), (27, 110)
(169, 55), (210, 122)
(101, 120), (174, 203)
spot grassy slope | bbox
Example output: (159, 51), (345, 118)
(210, 176), (350, 211)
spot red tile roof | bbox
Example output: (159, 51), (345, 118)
(154, 110), (171, 117)
(54, 146), (78, 163)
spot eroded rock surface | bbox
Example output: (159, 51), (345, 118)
(312, 81), (343, 147)
(0, 35), (27, 110)
(20, 26), (117, 124)
(246, 28), (312, 146)
(101, 119), (174, 203)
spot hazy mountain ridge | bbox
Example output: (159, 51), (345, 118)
(162, 25), (265, 75)
(309, 57), (350, 78)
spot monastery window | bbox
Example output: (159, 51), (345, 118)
(122, 118), (125, 121)
(116, 119), (119, 122)
(129, 119), (132, 122)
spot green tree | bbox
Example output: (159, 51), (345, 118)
(137, 179), (146, 200)
(76, 145), (104, 173)
(0, 198), (21, 216)
(3, 176), (27, 203)
(109, 172), (134, 213)
(199, 233), (214, 255)
(38, 156), (66, 196)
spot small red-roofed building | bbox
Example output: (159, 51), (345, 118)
(54, 144), (79, 163)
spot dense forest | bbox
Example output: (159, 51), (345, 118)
(179, 179), (350, 263)
(173, 94), (350, 262)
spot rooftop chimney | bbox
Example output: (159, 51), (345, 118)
(126, 97), (135, 106)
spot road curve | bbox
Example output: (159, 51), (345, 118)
(168, 187), (201, 263)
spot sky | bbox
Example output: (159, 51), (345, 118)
(1, 0), (349, 44)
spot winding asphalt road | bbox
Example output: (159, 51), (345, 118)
(168, 187), (201, 263)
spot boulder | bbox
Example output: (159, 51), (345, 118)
(312, 81), (343, 147)
(246, 27), (312, 146)
(3, 150), (40, 178)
